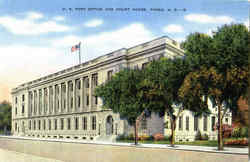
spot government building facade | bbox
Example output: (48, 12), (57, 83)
(11, 36), (231, 141)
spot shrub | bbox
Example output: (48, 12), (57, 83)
(240, 127), (248, 138)
(127, 133), (134, 140)
(153, 133), (165, 141)
(116, 134), (125, 140)
(224, 138), (248, 146)
(195, 130), (202, 140)
(138, 134), (149, 141)
(146, 135), (154, 141)
(164, 135), (171, 141)
(213, 124), (233, 138)
(201, 133), (209, 140)
(232, 127), (241, 138)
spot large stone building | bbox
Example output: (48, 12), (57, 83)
(11, 36), (184, 141)
(11, 36), (232, 142)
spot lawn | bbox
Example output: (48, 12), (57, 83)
(117, 139), (247, 147)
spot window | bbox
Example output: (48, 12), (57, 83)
(15, 107), (17, 115)
(92, 116), (96, 130)
(43, 120), (46, 130)
(92, 73), (98, 86)
(68, 82), (73, 91)
(75, 117), (79, 130)
(179, 116), (183, 130)
(38, 120), (41, 130)
(86, 95), (89, 106)
(29, 120), (31, 130)
(15, 123), (17, 131)
(107, 70), (113, 81)
(71, 97), (73, 108)
(67, 118), (71, 130)
(203, 116), (207, 131)
(165, 121), (169, 129)
(76, 79), (81, 89)
(211, 116), (216, 131)
(95, 96), (98, 105)
(49, 120), (51, 130)
(85, 78), (89, 88)
(115, 123), (118, 135)
(194, 116), (199, 131)
(54, 119), (57, 130)
(61, 118), (64, 130)
(34, 120), (36, 130)
(83, 117), (87, 130)
(186, 116), (189, 131)
(15, 97), (18, 104)
(22, 95), (25, 102)
(225, 118), (228, 123)
(22, 105), (24, 113)
(78, 96), (81, 107)
(63, 99), (66, 109)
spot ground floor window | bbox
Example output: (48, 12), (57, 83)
(67, 118), (71, 130)
(83, 117), (87, 130)
(75, 117), (79, 130)
(61, 118), (64, 130)
(186, 116), (189, 131)
(92, 116), (96, 130)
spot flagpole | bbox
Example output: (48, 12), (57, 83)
(79, 42), (81, 64)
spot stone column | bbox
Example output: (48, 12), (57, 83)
(47, 87), (50, 115)
(53, 85), (56, 114)
(73, 80), (76, 112)
(41, 88), (44, 115)
(65, 81), (68, 113)
(89, 74), (92, 111)
(81, 77), (84, 112)
(58, 84), (61, 113)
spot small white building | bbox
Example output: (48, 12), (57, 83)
(164, 99), (232, 142)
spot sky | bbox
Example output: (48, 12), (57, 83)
(0, 0), (249, 102)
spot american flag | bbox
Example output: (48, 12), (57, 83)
(71, 43), (80, 52)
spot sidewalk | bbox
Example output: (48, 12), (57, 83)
(0, 148), (64, 162)
(1, 135), (248, 155)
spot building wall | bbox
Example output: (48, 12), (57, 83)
(164, 99), (232, 142)
(11, 36), (184, 140)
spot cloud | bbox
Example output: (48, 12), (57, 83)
(84, 19), (103, 27)
(163, 24), (184, 33)
(0, 12), (70, 35)
(26, 12), (43, 20)
(53, 16), (65, 21)
(51, 23), (154, 61)
(184, 14), (235, 24)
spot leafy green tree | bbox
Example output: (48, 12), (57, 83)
(180, 24), (249, 150)
(95, 68), (147, 145)
(0, 101), (12, 134)
(141, 58), (205, 146)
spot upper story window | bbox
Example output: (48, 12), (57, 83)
(22, 95), (25, 102)
(15, 97), (18, 104)
(107, 70), (113, 81)
(69, 81), (73, 91)
(92, 73), (98, 86)
(22, 105), (24, 114)
(84, 77), (89, 88)
(76, 79), (81, 89)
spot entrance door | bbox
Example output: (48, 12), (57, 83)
(106, 115), (113, 135)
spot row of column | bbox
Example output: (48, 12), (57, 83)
(28, 73), (98, 117)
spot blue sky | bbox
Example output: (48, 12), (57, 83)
(0, 0), (249, 101)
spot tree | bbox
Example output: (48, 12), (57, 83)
(180, 24), (249, 150)
(141, 58), (204, 146)
(0, 101), (12, 134)
(95, 68), (147, 145)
